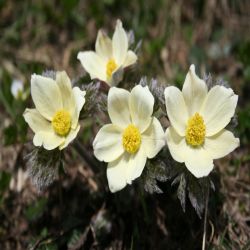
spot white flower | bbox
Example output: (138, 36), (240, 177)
(93, 85), (165, 192)
(77, 20), (137, 86)
(23, 71), (86, 150)
(165, 65), (239, 178)
(11, 79), (28, 100)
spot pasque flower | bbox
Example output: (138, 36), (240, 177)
(165, 65), (239, 178)
(93, 85), (165, 192)
(77, 20), (137, 86)
(11, 79), (28, 100)
(24, 71), (85, 150)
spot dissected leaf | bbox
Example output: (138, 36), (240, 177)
(139, 77), (166, 113)
(163, 162), (213, 217)
(177, 173), (187, 212)
(67, 227), (93, 250)
(142, 157), (172, 194)
(79, 82), (107, 119)
(187, 174), (206, 219)
(91, 209), (112, 244)
(67, 229), (83, 249)
(143, 176), (163, 194)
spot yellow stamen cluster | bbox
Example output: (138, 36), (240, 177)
(106, 59), (117, 79)
(52, 110), (71, 136)
(122, 124), (141, 154)
(185, 112), (206, 146)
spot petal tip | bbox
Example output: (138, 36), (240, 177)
(116, 19), (122, 28)
(77, 51), (83, 60)
(189, 64), (195, 72)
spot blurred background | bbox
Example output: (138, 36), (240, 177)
(0, 0), (249, 249)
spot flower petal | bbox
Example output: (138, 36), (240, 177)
(59, 125), (80, 150)
(108, 87), (131, 129)
(33, 131), (65, 150)
(185, 147), (214, 178)
(77, 51), (106, 82)
(126, 149), (147, 184)
(182, 65), (208, 116)
(165, 126), (186, 163)
(107, 154), (127, 192)
(141, 117), (165, 158)
(166, 126), (214, 178)
(164, 86), (189, 136)
(123, 50), (137, 68)
(71, 87), (86, 129)
(56, 71), (76, 116)
(93, 124), (124, 162)
(204, 129), (239, 159)
(11, 79), (23, 99)
(200, 85), (238, 136)
(95, 30), (113, 61)
(31, 74), (63, 121)
(129, 85), (154, 132)
(23, 108), (51, 133)
(112, 20), (128, 65)
(107, 148), (147, 192)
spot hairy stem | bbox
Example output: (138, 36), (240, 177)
(202, 185), (210, 250)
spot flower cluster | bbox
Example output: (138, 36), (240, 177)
(23, 20), (239, 195)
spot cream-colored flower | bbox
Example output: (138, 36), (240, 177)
(93, 85), (165, 192)
(165, 65), (239, 178)
(11, 79), (28, 100)
(77, 20), (137, 86)
(23, 71), (86, 150)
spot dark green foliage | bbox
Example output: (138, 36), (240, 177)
(237, 105), (250, 145)
(0, 171), (11, 206)
(3, 115), (28, 145)
(24, 197), (48, 221)
(3, 124), (18, 145)
(236, 41), (250, 67)
(67, 229), (83, 249)
(0, 171), (11, 193)
(0, 70), (28, 144)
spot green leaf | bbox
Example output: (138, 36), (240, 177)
(78, 82), (107, 120)
(3, 124), (18, 145)
(67, 229), (83, 249)
(24, 197), (48, 221)
(0, 171), (11, 192)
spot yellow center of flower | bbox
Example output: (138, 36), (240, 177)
(185, 112), (206, 146)
(122, 124), (141, 154)
(106, 59), (117, 79)
(52, 110), (71, 136)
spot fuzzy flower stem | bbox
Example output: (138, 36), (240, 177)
(202, 185), (210, 250)
(73, 140), (99, 173)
